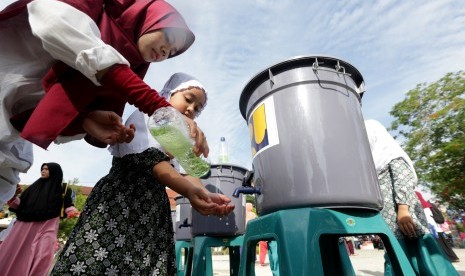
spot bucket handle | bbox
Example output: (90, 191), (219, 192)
(215, 165), (236, 184)
(312, 58), (351, 76)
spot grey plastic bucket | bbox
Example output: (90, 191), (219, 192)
(174, 196), (192, 241)
(191, 164), (247, 237)
(239, 55), (383, 215)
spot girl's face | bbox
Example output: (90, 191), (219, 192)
(41, 165), (49, 179)
(169, 88), (206, 119)
(137, 28), (187, 63)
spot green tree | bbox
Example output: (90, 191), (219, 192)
(390, 71), (465, 209)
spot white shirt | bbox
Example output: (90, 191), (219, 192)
(0, 0), (128, 142)
(0, 0), (128, 204)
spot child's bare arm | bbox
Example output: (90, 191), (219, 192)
(152, 161), (198, 197)
(152, 162), (234, 216)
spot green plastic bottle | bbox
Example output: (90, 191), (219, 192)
(148, 107), (210, 177)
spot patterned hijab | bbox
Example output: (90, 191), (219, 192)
(12, 163), (64, 222)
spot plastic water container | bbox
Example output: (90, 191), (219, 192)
(148, 107), (210, 177)
(239, 55), (383, 215)
(191, 164), (247, 237)
(174, 196), (192, 241)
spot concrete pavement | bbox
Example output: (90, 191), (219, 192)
(211, 247), (465, 275)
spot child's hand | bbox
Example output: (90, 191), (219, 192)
(397, 204), (416, 238)
(183, 116), (209, 157)
(186, 186), (234, 217)
(209, 193), (235, 217)
(83, 111), (135, 145)
(186, 186), (217, 215)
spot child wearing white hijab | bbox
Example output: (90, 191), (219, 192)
(52, 73), (233, 275)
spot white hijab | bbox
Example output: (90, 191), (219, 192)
(364, 119), (417, 180)
(109, 73), (206, 157)
(160, 72), (206, 102)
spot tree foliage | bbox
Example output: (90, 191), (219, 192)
(390, 71), (465, 209)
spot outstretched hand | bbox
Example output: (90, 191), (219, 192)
(82, 111), (135, 145)
(184, 115), (209, 157)
(209, 193), (235, 217)
(186, 186), (234, 217)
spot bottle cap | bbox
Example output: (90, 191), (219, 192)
(221, 137), (225, 141)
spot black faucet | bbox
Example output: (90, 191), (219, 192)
(178, 218), (192, 228)
(232, 170), (261, 198)
(232, 186), (261, 198)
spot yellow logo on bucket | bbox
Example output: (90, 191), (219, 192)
(248, 103), (269, 157)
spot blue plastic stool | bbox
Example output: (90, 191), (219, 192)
(191, 235), (244, 276)
(175, 240), (193, 276)
(239, 207), (417, 276)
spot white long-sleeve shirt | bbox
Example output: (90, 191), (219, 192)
(0, 0), (128, 205)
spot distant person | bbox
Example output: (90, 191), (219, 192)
(416, 191), (460, 263)
(245, 202), (257, 226)
(51, 73), (234, 275)
(345, 237), (356, 255)
(0, 163), (78, 276)
(0, 0), (209, 208)
(244, 202), (257, 259)
(364, 119), (458, 275)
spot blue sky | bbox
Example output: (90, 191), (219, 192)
(2, 0), (464, 187)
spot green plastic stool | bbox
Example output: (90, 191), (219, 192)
(239, 207), (417, 276)
(191, 235), (244, 276)
(175, 240), (193, 276)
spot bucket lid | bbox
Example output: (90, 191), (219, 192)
(239, 55), (365, 119)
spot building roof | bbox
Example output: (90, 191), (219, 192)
(77, 186), (93, 196)
(166, 189), (181, 210)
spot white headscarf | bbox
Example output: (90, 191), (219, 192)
(160, 72), (206, 103)
(109, 73), (206, 157)
(364, 119), (417, 180)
